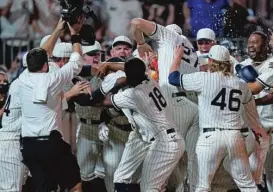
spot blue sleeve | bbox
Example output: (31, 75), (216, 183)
(168, 71), (181, 87)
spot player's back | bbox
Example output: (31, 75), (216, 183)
(0, 79), (22, 141)
(150, 24), (198, 102)
(198, 72), (251, 129)
(132, 78), (177, 137)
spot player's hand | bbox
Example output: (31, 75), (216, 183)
(67, 15), (85, 35)
(56, 18), (66, 32)
(96, 63), (107, 78)
(252, 128), (269, 144)
(98, 123), (109, 143)
(174, 45), (184, 59)
(69, 81), (91, 97)
(137, 43), (153, 59)
(83, 83), (92, 96)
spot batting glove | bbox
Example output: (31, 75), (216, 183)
(98, 122), (109, 143)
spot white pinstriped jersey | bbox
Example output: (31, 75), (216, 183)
(149, 23), (198, 104)
(71, 76), (104, 142)
(100, 70), (126, 95)
(180, 72), (252, 129)
(111, 77), (177, 142)
(101, 71), (131, 143)
(241, 57), (273, 128)
(0, 79), (21, 141)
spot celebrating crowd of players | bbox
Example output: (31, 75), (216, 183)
(0, 15), (272, 192)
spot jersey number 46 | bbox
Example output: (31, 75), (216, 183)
(211, 88), (242, 112)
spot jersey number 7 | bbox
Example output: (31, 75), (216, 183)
(149, 87), (167, 111)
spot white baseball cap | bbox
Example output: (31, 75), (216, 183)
(112, 36), (132, 48)
(40, 35), (61, 47)
(208, 45), (230, 62)
(166, 24), (182, 35)
(82, 41), (102, 54)
(22, 51), (28, 67)
(197, 28), (216, 41)
(52, 43), (72, 58)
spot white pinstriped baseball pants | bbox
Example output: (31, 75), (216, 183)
(0, 140), (27, 192)
(194, 129), (258, 192)
(114, 129), (184, 192)
(76, 123), (105, 181)
(211, 128), (257, 192)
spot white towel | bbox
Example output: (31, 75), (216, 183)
(32, 73), (49, 103)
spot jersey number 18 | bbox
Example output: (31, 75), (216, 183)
(149, 87), (167, 111)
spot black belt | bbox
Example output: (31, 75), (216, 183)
(79, 118), (101, 125)
(21, 130), (62, 143)
(111, 122), (132, 132)
(172, 92), (197, 98)
(172, 92), (187, 98)
(240, 128), (249, 133)
(150, 128), (176, 142)
(22, 136), (50, 142)
(203, 128), (248, 133)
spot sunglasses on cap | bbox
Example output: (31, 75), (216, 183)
(197, 39), (213, 45)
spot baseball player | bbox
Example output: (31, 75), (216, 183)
(194, 28), (257, 191)
(99, 61), (131, 192)
(131, 18), (199, 191)
(168, 45), (267, 192)
(195, 28), (239, 72)
(0, 70), (27, 192)
(239, 31), (273, 191)
(99, 37), (133, 192)
(264, 30), (273, 192)
(68, 56), (131, 192)
(0, 21), (70, 192)
(110, 36), (133, 59)
(102, 57), (184, 192)
(66, 41), (107, 192)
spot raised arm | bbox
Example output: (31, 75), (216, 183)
(51, 17), (85, 89)
(41, 18), (65, 57)
(131, 18), (156, 41)
(168, 45), (184, 86)
(131, 18), (154, 58)
(96, 62), (125, 78)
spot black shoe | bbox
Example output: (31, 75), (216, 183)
(114, 183), (140, 192)
(22, 176), (36, 192)
(82, 178), (107, 192)
(257, 184), (267, 192)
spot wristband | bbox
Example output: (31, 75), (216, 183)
(137, 42), (146, 46)
(71, 35), (81, 45)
